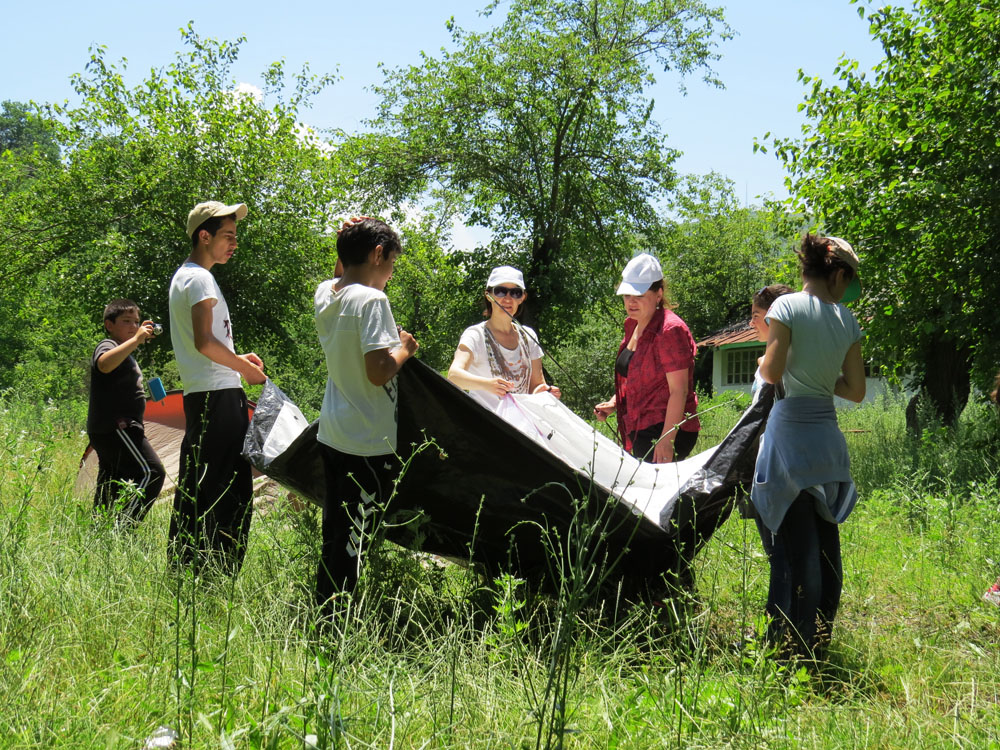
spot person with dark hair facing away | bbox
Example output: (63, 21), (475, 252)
(593, 253), (700, 463)
(447, 265), (560, 411)
(168, 201), (266, 574)
(314, 218), (418, 616)
(87, 299), (166, 527)
(752, 234), (866, 659)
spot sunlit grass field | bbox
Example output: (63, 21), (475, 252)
(1, 392), (999, 748)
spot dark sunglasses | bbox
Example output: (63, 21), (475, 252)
(489, 286), (524, 300)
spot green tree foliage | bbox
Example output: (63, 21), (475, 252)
(0, 100), (59, 162)
(766, 0), (1000, 425)
(659, 173), (796, 343)
(385, 215), (480, 373)
(0, 28), (346, 400)
(367, 0), (731, 335)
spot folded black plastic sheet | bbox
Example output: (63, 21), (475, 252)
(658, 382), (776, 572)
(244, 360), (772, 596)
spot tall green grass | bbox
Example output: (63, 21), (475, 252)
(1, 390), (999, 748)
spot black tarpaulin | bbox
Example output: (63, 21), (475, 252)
(244, 359), (773, 597)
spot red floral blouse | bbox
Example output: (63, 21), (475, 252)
(613, 308), (699, 451)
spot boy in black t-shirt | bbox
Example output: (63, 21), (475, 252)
(86, 299), (166, 526)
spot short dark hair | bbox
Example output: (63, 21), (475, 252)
(103, 298), (139, 323)
(797, 233), (856, 281)
(190, 213), (236, 249)
(753, 283), (795, 310)
(336, 218), (402, 267)
(647, 280), (663, 308)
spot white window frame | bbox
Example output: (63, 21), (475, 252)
(725, 346), (764, 386)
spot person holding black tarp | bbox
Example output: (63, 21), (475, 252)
(593, 254), (700, 464)
(313, 218), (418, 616)
(168, 201), (266, 574)
(751, 234), (866, 659)
(447, 265), (560, 411)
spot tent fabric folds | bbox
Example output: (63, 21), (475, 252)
(243, 358), (773, 598)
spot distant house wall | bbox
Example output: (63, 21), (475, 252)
(711, 341), (761, 399)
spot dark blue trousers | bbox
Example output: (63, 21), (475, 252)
(763, 491), (842, 656)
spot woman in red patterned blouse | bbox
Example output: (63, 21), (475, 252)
(593, 254), (700, 463)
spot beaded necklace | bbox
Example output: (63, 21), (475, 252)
(482, 323), (532, 394)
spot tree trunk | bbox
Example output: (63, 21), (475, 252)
(525, 232), (559, 332)
(905, 333), (972, 431)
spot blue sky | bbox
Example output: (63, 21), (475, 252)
(3, 1), (883, 206)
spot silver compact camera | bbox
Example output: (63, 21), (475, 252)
(151, 323), (163, 337)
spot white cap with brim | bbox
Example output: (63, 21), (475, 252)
(616, 253), (663, 296)
(827, 236), (861, 303)
(487, 265), (526, 289)
(186, 201), (248, 237)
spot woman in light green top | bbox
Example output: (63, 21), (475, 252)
(752, 234), (866, 659)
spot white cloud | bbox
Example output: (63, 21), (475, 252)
(232, 82), (263, 102)
(225, 85), (335, 155)
(293, 122), (335, 154)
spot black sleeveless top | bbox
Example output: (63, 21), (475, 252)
(615, 347), (633, 378)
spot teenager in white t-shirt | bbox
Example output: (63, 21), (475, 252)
(314, 218), (418, 614)
(167, 201), (266, 574)
(447, 265), (560, 412)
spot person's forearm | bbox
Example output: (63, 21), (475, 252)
(368, 346), (413, 387)
(97, 339), (140, 373)
(528, 358), (546, 394)
(196, 338), (258, 379)
(834, 375), (866, 403)
(661, 393), (686, 446)
(760, 322), (790, 384)
(759, 358), (783, 384)
(447, 366), (494, 392)
(835, 341), (866, 403)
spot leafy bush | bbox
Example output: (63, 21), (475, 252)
(546, 309), (623, 418)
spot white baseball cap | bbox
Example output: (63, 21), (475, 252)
(616, 253), (663, 296)
(486, 265), (526, 289)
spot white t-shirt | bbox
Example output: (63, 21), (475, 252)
(168, 261), (241, 394)
(750, 367), (767, 405)
(456, 321), (544, 411)
(315, 280), (402, 456)
(766, 291), (862, 399)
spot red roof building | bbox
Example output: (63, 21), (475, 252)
(697, 320), (764, 396)
(698, 319), (890, 405)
